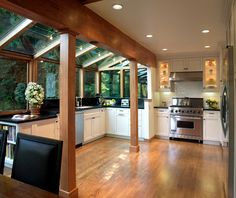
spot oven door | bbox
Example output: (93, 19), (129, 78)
(175, 116), (203, 137)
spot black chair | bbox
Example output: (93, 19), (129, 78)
(11, 133), (63, 194)
(0, 130), (8, 174)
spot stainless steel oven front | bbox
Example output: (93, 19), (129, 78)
(170, 115), (203, 141)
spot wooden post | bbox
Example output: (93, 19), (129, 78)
(129, 60), (139, 152)
(28, 59), (38, 82)
(59, 33), (78, 198)
(120, 69), (124, 98)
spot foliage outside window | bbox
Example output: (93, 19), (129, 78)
(38, 61), (59, 99)
(101, 71), (120, 97)
(124, 68), (148, 98)
(0, 57), (27, 111)
(84, 70), (96, 97)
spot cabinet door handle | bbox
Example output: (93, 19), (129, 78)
(118, 114), (125, 116)
(209, 113), (215, 115)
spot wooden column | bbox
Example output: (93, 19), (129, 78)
(59, 33), (78, 198)
(28, 59), (38, 82)
(120, 69), (124, 98)
(129, 60), (139, 152)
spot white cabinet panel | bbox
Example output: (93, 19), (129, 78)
(106, 108), (117, 134)
(203, 111), (221, 143)
(92, 115), (102, 137)
(171, 59), (186, 72)
(84, 116), (93, 142)
(155, 109), (169, 137)
(116, 113), (130, 136)
(171, 58), (202, 72)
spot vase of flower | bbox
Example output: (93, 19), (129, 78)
(25, 82), (44, 116)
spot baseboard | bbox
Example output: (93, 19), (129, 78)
(203, 140), (221, 146)
(155, 135), (169, 140)
(59, 187), (78, 198)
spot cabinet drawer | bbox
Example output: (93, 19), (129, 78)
(203, 111), (219, 119)
(116, 108), (130, 115)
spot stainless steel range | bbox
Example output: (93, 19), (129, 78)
(169, 97), (203, 142)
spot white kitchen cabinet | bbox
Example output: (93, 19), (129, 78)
(83, 108), (106, 143)
(171, 57), (202, 72)
(203, 111), (221, 144)
(155, 109), (169, 138)
(116, 109), (130, 136)
(106, 108), (117, 134)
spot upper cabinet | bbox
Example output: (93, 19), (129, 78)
(158, 61), (170, 90)
(171, 57), (202, 72)
(203, 57), (219, 90)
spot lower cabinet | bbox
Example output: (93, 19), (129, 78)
(154, 109), (169, 138)
(18, 118), (59, 139)
(116, 109), (130, 136)
(83, 108), (105, 143)
(203, 111), (221, 144)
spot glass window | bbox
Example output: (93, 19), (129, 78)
(42, 47), (60, 61)
(4, 23), (59, 55)
(0, 8), (25, 40)
(76, 68), (80, 97)
(124, 70), (130, 98)
(38, 61), (59, 99)
(101, 71), (120, 97)
(123, 68), (148, 98)
(0, 57), (27, 111)
(84, 71), (96, 97)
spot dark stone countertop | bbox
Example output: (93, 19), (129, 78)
(75, 105), (144, 111)
(154, 106), (169, 109)
(203, 108), (220, 111)
(0, 114), (58, 124)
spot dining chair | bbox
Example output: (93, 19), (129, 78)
(0, 130), (8, 174)
(11, 133), (63, 194)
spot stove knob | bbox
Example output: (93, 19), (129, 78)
(186, 110), (189, 113)
(198, 111), (201, 114)
(181, 110), (185, 113)
(189, 110), (192, 113)
(171, 110), (174, 113)
(175, 110), (178, 113)
(192, 110), (195, 113)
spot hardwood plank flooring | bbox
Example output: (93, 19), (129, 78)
(76, 137), (226, 198)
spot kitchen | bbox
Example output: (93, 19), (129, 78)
(0, 0), (235, 198)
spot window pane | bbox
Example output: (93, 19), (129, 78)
(124, 68), (148, 98)
(76, 68), (80, 96)
(38, 61), (59, 99)
(0, 8), (25, 40)
(101, 71), (120, 97)
(42, 47), (60, 61)
(84, 71), (96, 97)
(4, 23), (59, 55)
(124, 70), (130, 97)
(138, 68), (148, 98)
(0, 57), (27, 111)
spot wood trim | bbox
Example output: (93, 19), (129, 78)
(0, 0), (156, 67)
(98, 57), (126, 70)
(28, 59), (38, 82)
(0, 50), (32, 60)
(129, 61), (139, 152)
(59, 33), (78, 196)
(120, 69), (124, 98)
(75, 45), (97, 57)
(80, 69), (84, 97)
(83, 52), (113, 67)
(79, 0), (103, 5)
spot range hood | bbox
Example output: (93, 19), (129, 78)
(169, 71), (203, 82)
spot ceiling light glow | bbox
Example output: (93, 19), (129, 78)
(146, 34), (153, 38)
(112, 4), (123, 10)
(204, 45), (210, 48)
(162, 48), (168, 51)
(201, 29), (210, 33)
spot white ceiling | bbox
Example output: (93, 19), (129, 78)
(87, 0), (226, 59)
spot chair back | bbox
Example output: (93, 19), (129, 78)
(0, 130), (8, 174)
(11, 133), (63, 194)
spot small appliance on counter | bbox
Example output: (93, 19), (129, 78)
(121, 99), (129, 107)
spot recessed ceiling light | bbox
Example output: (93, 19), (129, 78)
(204, 45), (211, 48)
(146, 34), (153, 38)
(201, 29), (210, 33)
(112, 4), (123, 10)
(162, 48), (168, 51)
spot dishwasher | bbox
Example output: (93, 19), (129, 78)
(75, 112), (84, 147)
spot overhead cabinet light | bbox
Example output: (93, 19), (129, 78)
(162, 48), (168, 51)
(146, 34), (153, 38)
(204, 45), (210, 48)
(201, 29), (210, 33)
(112, 4), (123, 10)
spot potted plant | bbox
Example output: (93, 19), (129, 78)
(25, 82), (44, 115)
(205, 99), (218, 109)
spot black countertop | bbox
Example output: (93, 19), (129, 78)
(154, 106), (169, 109)
(75, 105), (144, 111)
(203, 108), (220, 111)
(0, 114), (57, 124)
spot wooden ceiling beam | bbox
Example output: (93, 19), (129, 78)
(0, 19), (34, 50)
(79, 0), (103, 5)
(0, 0), (156, 67)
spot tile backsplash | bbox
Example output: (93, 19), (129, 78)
(154, 81), (220, 108)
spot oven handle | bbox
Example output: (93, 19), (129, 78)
(173, 115), (203, 120)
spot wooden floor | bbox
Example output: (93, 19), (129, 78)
(76, 137), (226, 198)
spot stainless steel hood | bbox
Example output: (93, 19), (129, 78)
(169, 71), (203, 81)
